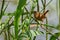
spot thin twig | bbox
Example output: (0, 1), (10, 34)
(46, 17), (48, 40)
(37, 0), (39, 12)
(24, 7), (29, 13)
(41, 0), (52, 12)
(4, 2), (9, 12)
(0, 0), (5, 19)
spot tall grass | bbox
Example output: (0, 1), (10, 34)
(0, 0), (60, 40)
(14, 0), (27, 40)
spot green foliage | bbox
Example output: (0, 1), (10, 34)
(0, 0), (60, 40)
(56, 24), (60, 30)
(0, 0), (5, 19)
(50, 32), (60, 40)
(14, 0), (27, 39)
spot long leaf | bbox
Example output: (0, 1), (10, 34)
(14, 0), (27, 40)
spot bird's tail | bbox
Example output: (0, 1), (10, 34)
(43, 10), (49, 15)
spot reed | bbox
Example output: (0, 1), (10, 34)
(0, 0), (59, 40)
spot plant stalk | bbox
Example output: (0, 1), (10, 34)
(46, 18), (48, 40)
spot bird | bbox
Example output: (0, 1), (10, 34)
(33, 10), (49, 22)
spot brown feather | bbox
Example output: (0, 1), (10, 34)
(34, 10), (49, 21)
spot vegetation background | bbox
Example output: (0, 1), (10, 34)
(0, 0), (60, 40)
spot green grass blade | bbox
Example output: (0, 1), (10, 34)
(0, 0), (5, 19)
(14, 0), (27, 40)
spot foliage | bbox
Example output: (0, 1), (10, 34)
(50, 32), (60, 40)
(0, 0), (60, 40)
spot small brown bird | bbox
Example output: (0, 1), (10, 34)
(33, 10), (49, 21)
